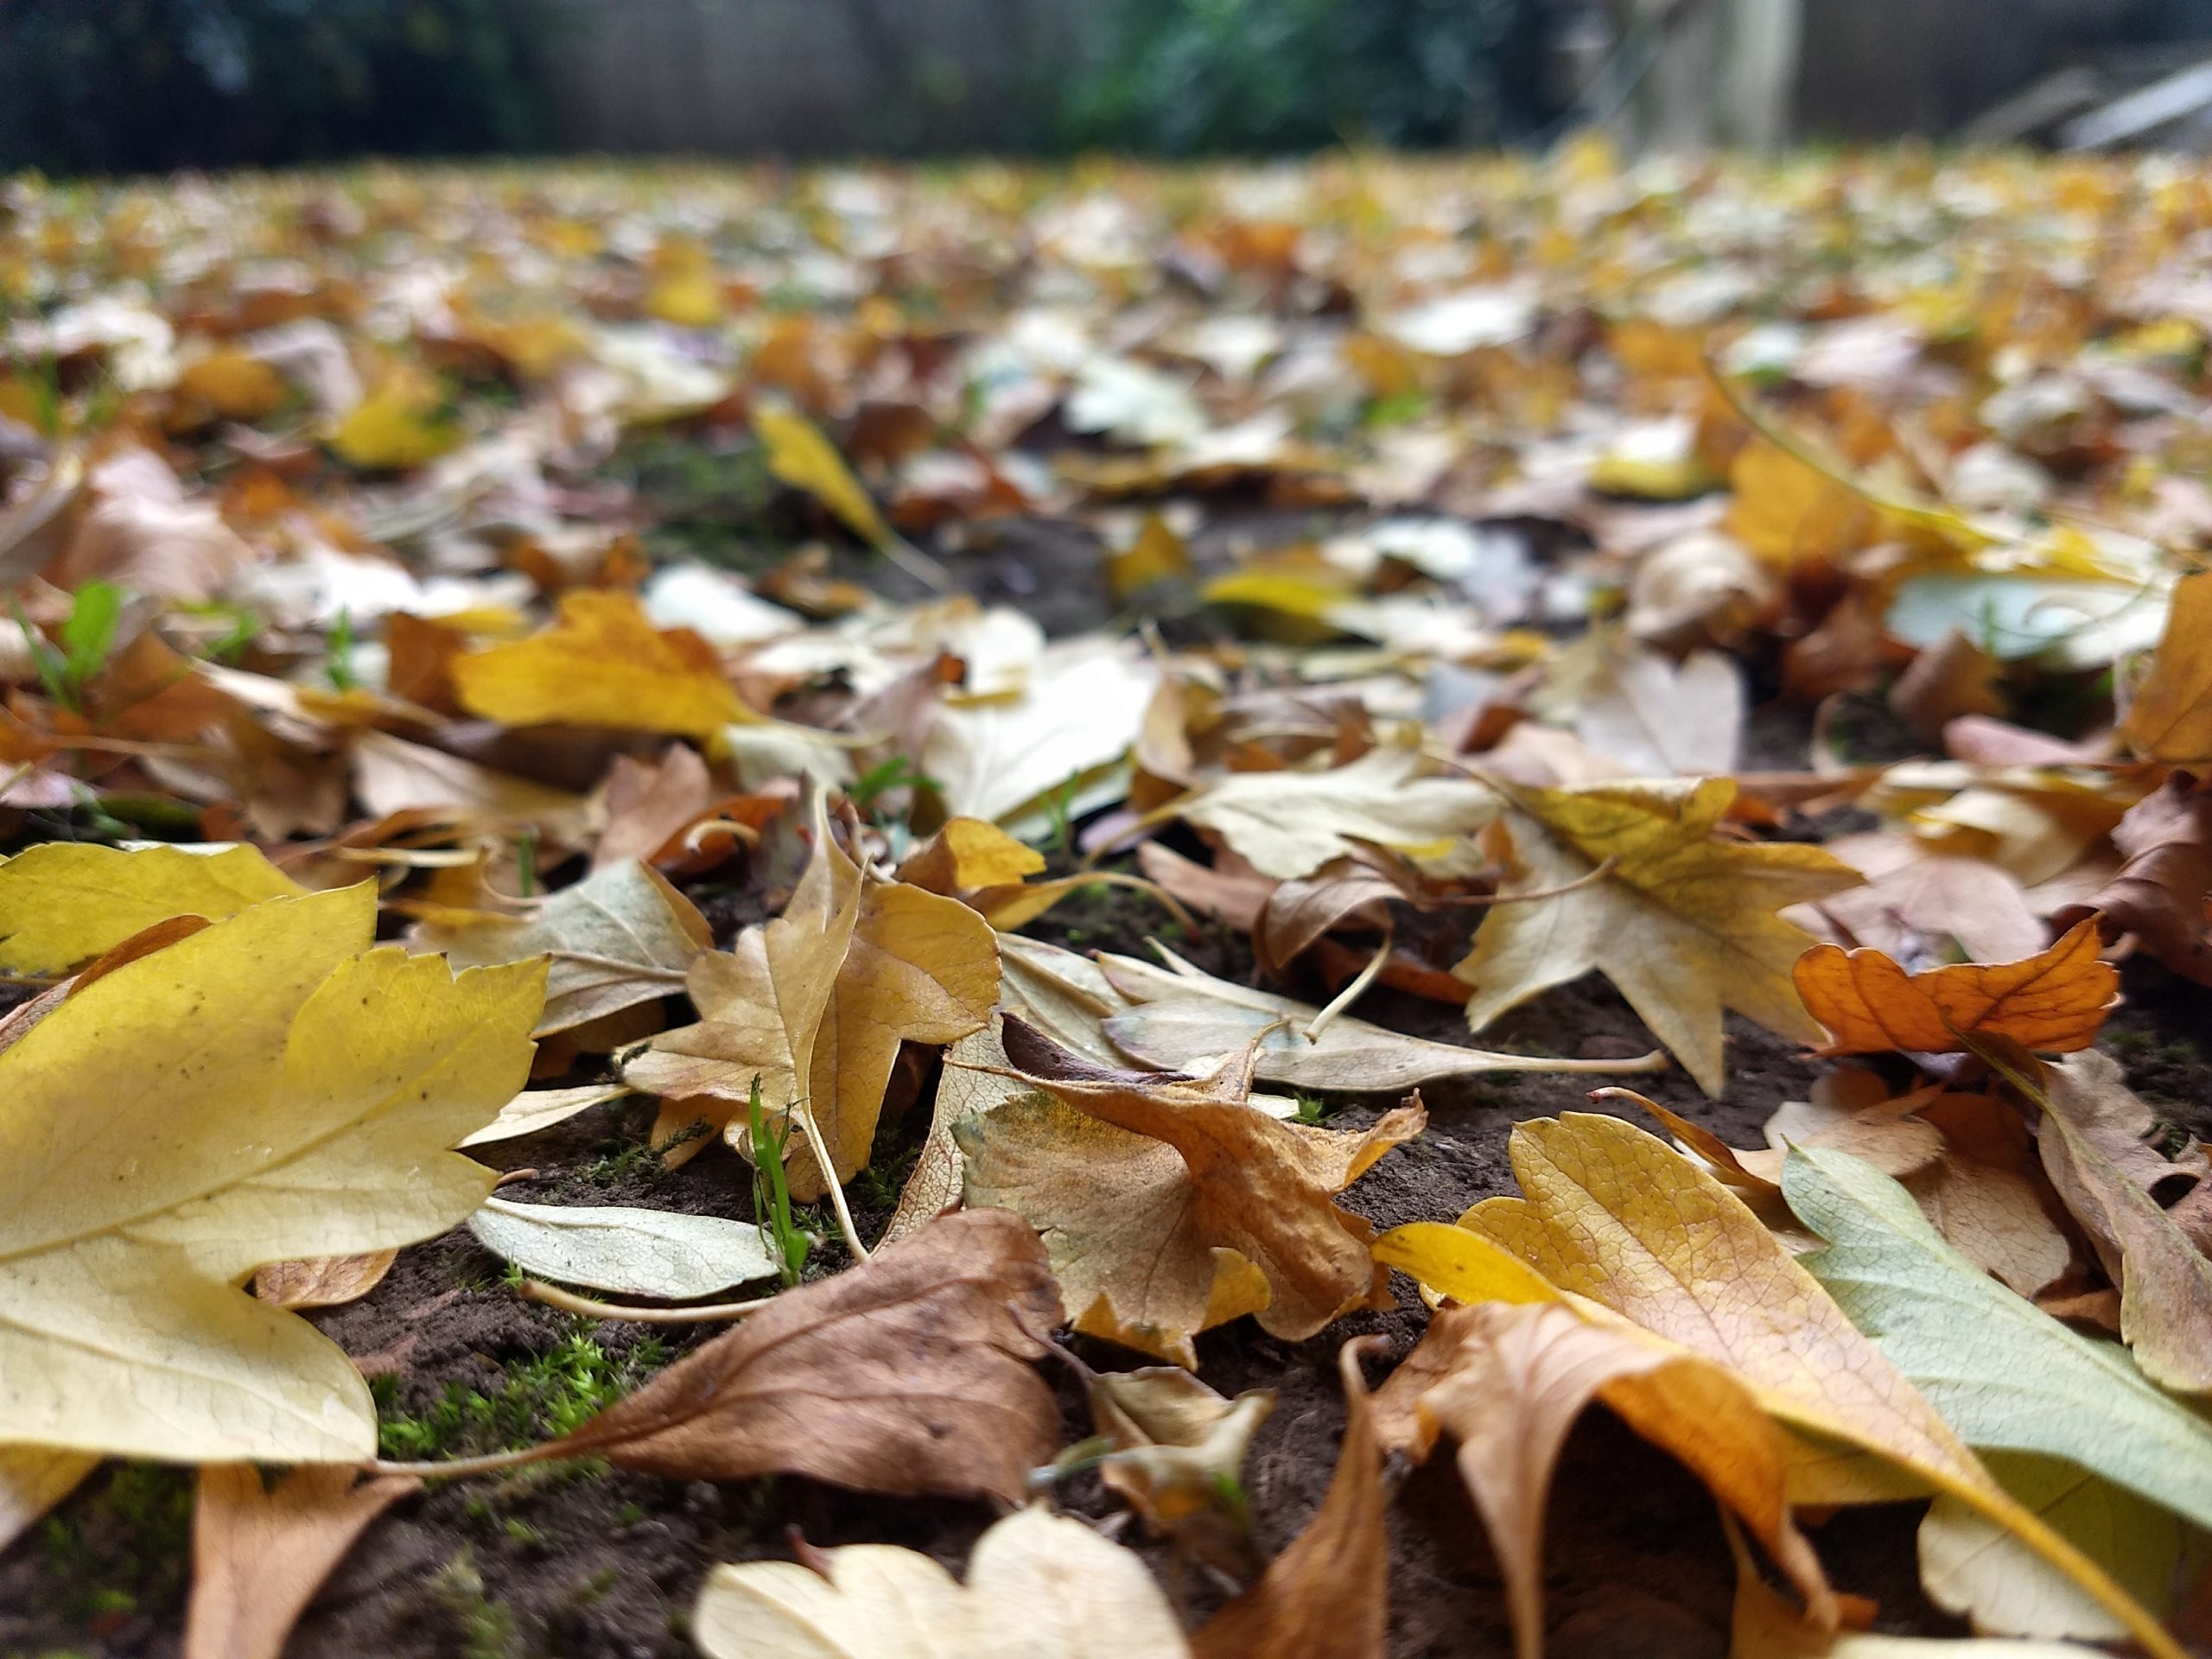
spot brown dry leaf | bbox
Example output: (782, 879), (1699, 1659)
(1793, 920), (2116, 1056)
(2054, 772), (2212, 986)
(1192, 1338), (1388, 1659)
(2026, 1048), (2207, 1201)
(451, 590), (755, 738)
(419, 859), (712, 1037)
(0, 1448), (99, 1554)
(957, 1017), (1422, 1366)
(1906, 1092), (2075, 1299)
(1977, 1044), (2212, 1395)
(251, 1249), (397, 1310)
(592, 744), (718, 871)
(1370, 1300), (1833, 1659)
(1801, 838), (2044, 967)
(2122, 569), (2212, 762)
(626, 806), (998, 1197)
(548, 1209), (1063, 1503)
(883, 1022), (1027, 1245)
(184, 1464), (420, 1659)
(1889, 630), (2006, 747)
(1453, 778), (1860, 1094)
(49, 448), (257, 600)
(350, 729), (588, 830)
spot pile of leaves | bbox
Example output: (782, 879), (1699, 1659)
(3, 138), (2212, 1658)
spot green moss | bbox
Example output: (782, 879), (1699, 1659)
(37, 1463), (194, 1624)
(374, 1329), (669, 1462)
(430, 1549), (519, 1659)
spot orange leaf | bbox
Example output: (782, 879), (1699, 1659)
(1793, 921), (2115, 1056)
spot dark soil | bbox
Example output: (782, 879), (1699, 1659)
(9, 706), (2212, 1659)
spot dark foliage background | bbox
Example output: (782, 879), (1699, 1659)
(0, 0), (560, 175)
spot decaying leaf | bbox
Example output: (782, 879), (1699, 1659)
(1166, 746), (1498, 880)
(452, 590), (755, 737)
(545, 1209), (1063, 1503)
(1793, 921), (2117, 1056)
(1454, 779), (1859, 1093)
(1192, 1338), (1388, 1659)
(626, 804), (998, 1196)
(0, 885), (542, 1461)
(693, 1503), (1191, 1659)
(184, 1465), (421, 1659)
(0, 842), (302, 976)
(957, 1018), (1421, 1366)
(418, 858), (712, 1036)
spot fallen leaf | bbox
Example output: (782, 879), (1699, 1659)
(2029, 1048), (2207, 1202)
(184, 1464), (420, 1659)
(626, 806), (998, 1197)
(2053, 772), (2212, 986)
(418, 859), (711, 1037)
(958, 1018), (1421, 1366)
(1906, 1091), (2075, 1299)
(546, 1210), (1063, 1503)
(1453, 779), (1859, 1094)
(252, 1249), (397, 1310)
(1573, 643), (1745, 778)
(451, 590), (755, 737)
(1973, 1044), (2212, 1395)
(1376, 1299), (1832, 1659)
(922, 639), (1157, 828)
(897, 816), (1048, 893)
(693, 1503), (1191, 1659)
(467, 1195), (779, 1300)
(882, 1021), (1027, 1245)
(1098, 945), (1662, 1093)
(1784, 1141), (2212, 1539)
(1918, 1451), (2187, 1643)
(1166, 746), (1498, 880)
(1084, 1362), (1273, 1574)
(0, 1447), (99, 1554)
(328, 367), (460, 470)
(2122, 570), (2212, 762)
(0, 841), (303, 976)
(1725, 439), (1875, 569)
(755, 399), (896, 550)
(1793, 922), (2117, 1056)
(52, 447), (257, 599)
(458, 1080), (635, 1148)
(1192, 1338), (1388, 1659)
(1889, 630), (2006, 747)
(1387, 1115), (2182, 1653)
(1802, 839), (2045, 966)
(0, 884), (542, 1460)
(352, 728), (588, 830)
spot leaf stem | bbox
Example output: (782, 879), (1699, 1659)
(1303, 918), (1391, 1043)
(519, 1279), (772, 1323)
(794, 1104), (873, 1264)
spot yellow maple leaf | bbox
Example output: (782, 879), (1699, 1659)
(1452, 778), (1859, 1095)
(451, 590), (755, 738)
(0, 883), (542, 1463)
(0, 842), (303, 976)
